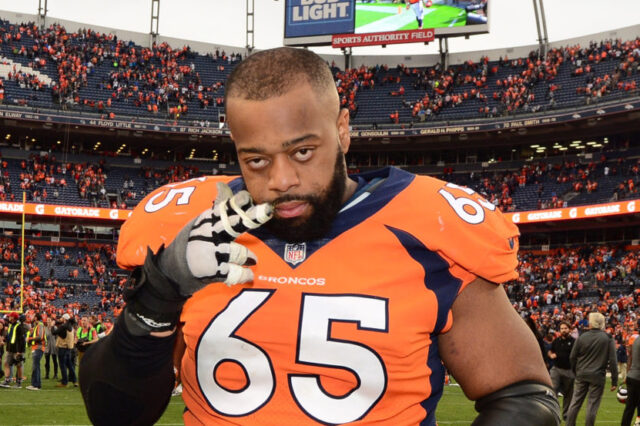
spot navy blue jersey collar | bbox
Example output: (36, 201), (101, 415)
(228, 167), (415, 268)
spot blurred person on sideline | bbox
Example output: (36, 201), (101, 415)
(25, 312), (46, 390)
(0, 312), (26, 388)
(53, 313), (77, 387)
(548, 321), (575, 421)
(44, 316), (58, 379)
(565, 312), (617, 426)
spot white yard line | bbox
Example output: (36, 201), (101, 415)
(449, 10), (466, 26)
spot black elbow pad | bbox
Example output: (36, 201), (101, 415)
(472, 381), (561, 426)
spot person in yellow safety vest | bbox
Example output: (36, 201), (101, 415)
(90, 315), (108, 339)
(0, 312), (26, 388)
(26, 312), (46, 390)
(76, 317), (97, 364)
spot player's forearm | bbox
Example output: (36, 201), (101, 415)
(79, 315), (176, 426)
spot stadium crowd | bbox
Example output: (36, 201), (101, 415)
(2, 139), (640, 213)
(0, 19), (638, 124)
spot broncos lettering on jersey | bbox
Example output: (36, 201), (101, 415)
(117, 167), (519, 425)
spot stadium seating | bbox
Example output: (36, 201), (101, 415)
(0, 139), (639, 213)
(0, 19), (638, 126)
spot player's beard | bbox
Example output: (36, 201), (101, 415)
(265, 150), (347, 243)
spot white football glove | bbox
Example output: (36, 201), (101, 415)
(186, 182), (272, 286)
(158, 182), (272, 296)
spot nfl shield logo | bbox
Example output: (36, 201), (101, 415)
(284, 243), (306, 266)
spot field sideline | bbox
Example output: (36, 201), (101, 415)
(0, 353), (630, 424)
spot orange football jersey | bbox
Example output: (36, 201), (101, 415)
(117, 167), (520, 425)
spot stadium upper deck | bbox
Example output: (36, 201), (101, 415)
(0, 19), (638, 127)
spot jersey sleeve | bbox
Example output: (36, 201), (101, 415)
(405, 176), (520, 286)
(116, 176), (238, 270)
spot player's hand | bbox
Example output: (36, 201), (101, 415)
(611, 385), (617, 392)
(183, 182), (273, 290)
(123, 182), (272, 336)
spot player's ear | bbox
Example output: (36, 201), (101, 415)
(337, 108), (351, 154)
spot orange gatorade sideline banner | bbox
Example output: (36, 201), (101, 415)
(0, 201), (131, 221)
(0, 198), (636, 225)
(503, 199), (639, 224)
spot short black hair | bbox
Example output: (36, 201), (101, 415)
(225, 47), (335, 102)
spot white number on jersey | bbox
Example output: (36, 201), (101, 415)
(438, 182), (496, 224)
(290, 294), (388, 424)
(144, 187), (196, 213)
(196, 290), (276, 416)
(195, 289), (389, 422)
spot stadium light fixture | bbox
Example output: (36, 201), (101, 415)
(558, 147), (568, 151)
(530, 144), (539, 148)
(5, 134), (10, 140)
(586, 141), (597, 145)
(592, 144), (603, 147)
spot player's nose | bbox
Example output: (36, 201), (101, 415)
(268, 156), (300, 193)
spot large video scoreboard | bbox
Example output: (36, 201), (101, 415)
(283, 0), (489, 47)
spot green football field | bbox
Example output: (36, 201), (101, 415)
(355, 1), (467, 33)
(0, 353), (633, 425)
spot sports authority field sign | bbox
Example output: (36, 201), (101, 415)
(332, 28), (434, 48)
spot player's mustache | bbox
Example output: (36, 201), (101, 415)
(270, 193), (319, 207)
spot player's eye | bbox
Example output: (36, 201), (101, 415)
(245, 157), (268, 170)
(292, 148), (314, 162)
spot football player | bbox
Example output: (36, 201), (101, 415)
(80, 47), (560, 425)
(406, 0), (431, 29)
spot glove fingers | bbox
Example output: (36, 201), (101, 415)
(227, 190), (272, 228)
(228, 241), (257, 266)
(192, 214), (240, 240)
(244, 202), (273, 227)
(223, 263), (254, 286)
(215, 182), (233, 205)
(183, 182), (270, 287)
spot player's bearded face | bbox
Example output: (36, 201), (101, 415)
(264, 149), (347, 243)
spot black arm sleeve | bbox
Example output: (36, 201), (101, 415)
(79, 314), (177, 426)
(472, 381), (561, 426)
